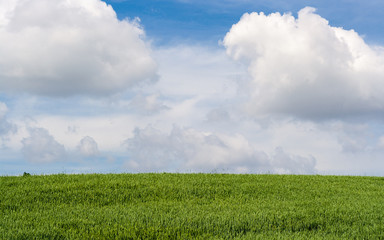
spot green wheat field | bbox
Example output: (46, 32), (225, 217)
(1, 173), (384, 239)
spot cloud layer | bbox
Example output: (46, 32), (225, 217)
(0, 0), (157, 96)
(224, 7), (384, 120)
(125, 125), (316, 173)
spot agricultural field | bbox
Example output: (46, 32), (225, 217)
(1, 173), (384, 239)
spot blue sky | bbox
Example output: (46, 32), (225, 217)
(104, 0), (384, 45)
(1, 0), (384, 176)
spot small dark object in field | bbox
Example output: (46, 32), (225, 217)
(23, 172), (31, 177)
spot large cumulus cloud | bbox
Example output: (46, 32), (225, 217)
(0, 0), (157, 96)
(223, 7), (384, 120)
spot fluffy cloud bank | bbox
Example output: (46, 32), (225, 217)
(224, 7), (384, 120)
(0, 0), (157, 96)
(125, 125), (316, 173)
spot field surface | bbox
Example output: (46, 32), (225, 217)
(1, 173), (384, 239)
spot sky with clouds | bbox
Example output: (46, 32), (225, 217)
(1, 0), (384, 175)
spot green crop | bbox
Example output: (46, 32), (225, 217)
(1, 173), (384, 239)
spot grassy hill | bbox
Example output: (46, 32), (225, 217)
(1, 173), (384, 239)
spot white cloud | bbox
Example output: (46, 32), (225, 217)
(21, 127), (66, 163)
(333, 123), (369, 153)
(0, 0), (18, 27)
(125, 125), (316, 173)
(0, 102), (8, 120)
(0, 0), (157, 96)
(223, 7), (384, 120)
(270, 147), (316, 174)
(77, 136), (99, 157)
(129, 94), (169, 115)
(0, 102), (17, 137)
(205, 108), (231, 122)
(377, 136), (384, 149)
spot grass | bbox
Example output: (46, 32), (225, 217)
(1, 173), (384, 239)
